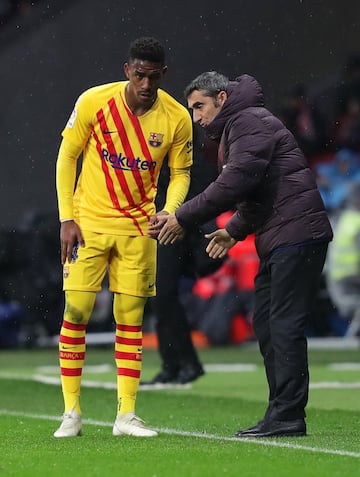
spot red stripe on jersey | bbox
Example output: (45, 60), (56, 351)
(60, 334), (85, 345)
(116, 324), (142, 333)
(63, 320), (86, 331)
(117, 367), (141, 378)
(109, 97), (150, 204)
(115, 351), (142, 361)
(115, 336), (142, 346)
(121, 96), (156, 190)
(60, 367), (83, 376)
(97, 109), (135, 205)
(60, 351), (86, 360)
(92, 121), (143, 235)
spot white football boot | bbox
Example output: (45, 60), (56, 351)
(54, 410), (82, 438)
(112, 412), (158, 437)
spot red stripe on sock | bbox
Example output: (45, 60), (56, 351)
(115, 336), (142, 346)
(60, 367), (83, 376)
(117, 367), (141, 378)
(59, 351), (86, 360)
(115, 351), (142, 361)
(60, 334), (85, 345)
(63, 320), (86, 331)
(116, 324), (142, 332)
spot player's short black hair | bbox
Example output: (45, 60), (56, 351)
(128, 37), (165, 65)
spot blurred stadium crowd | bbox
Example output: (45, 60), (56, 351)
(0, 2), (359, 347)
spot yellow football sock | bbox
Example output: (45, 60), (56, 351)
(113, 293), (147, 415)
(58, 290), (96, 414)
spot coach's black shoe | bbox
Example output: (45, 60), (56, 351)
(235, 418), (306, 438)
(140, 369), (178, 385)
(176, 364), (205, 384)
(234, 419), (265, 437)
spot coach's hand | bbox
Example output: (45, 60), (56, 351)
(205, 229), (237, 259)
(60, 220), (85, 265)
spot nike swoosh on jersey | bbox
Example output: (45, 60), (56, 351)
(103, 130), (119, 134)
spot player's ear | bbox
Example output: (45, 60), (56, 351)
(162, 65), (168, 77)
(124, 63), (130, 79)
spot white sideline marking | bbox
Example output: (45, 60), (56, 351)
(0, 409), (359, 459)
(204, 363), (257, 372)
(34, 363), (258, 373)
(37, 364), (113, 374)
(329, 363), (360, 371)
(310, 381), (360, 389)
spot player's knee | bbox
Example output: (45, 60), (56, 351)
(113, 293), (147, 326)
(63, 290), (96, 325)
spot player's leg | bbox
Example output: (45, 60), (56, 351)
(110, 235), (157, 437)
(58, 290), (96, 414)
(54, 231), (109, 438)
(113, 292), (146, 415)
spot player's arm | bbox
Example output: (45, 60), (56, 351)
(165, 110), (193, 212)
(56, 138), (81, 221)
(162, 166), (191, 214)
(56, 138), (85, 264)
(148, 112), (192, 238)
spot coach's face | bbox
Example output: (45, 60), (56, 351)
(187, 90), (227, 128)
(124, 59), (167, 111)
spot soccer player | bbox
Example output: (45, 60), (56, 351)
(53, 37), (193, 438)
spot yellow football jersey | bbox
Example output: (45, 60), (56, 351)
(61, 81), (193, 235)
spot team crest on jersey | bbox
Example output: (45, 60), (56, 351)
(63, 266), (70, 279)
(148, 132), (163, 147)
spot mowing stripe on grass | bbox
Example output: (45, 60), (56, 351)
(30, 374), (360, 390)
(2, 372), (360, 390)
(0, 409), (359, 459)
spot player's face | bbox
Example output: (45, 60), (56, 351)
(124, 60), (167, 108)
(187, 90), (227, 128)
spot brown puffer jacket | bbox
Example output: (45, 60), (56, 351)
(176, 74), (333, 258)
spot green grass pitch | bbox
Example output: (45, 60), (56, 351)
(0, 344), (359, 477)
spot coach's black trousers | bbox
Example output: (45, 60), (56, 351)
(152, 222), (224, 373)
(252, 242), (328, 421)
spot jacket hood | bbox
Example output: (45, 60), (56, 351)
(206, 74), (265, 141)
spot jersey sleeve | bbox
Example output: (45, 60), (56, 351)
(167, 111), (193, 170)
(61, 90), (94, 149)
(56, 138), (82, 221)
(163, 167), (191, 213)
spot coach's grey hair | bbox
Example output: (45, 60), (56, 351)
(184, 71), (229, 99)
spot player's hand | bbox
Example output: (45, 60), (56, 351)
(157, 214), (185, 244)
(60, 220), (85, 265)
(205, 229), (237, 259)
(147, 210), (169, 239)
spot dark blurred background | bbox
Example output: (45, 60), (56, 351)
(1, 0), (360, 346)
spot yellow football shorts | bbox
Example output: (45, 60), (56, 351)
(63, 230), (157, 297)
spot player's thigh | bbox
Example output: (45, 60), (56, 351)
(63, 230), (110, 292)
(108, 235), (156, 297)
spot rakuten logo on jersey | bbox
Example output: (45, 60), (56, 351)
(102, 149), (156, 171)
